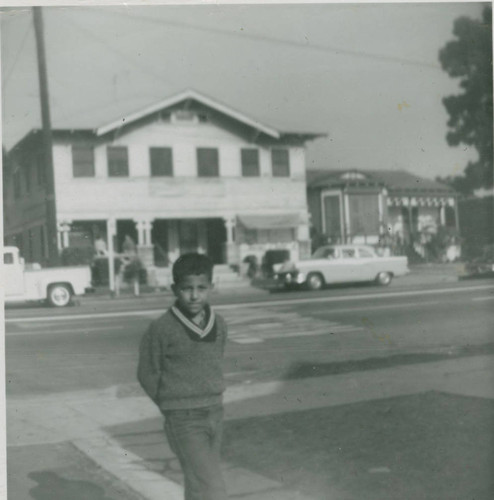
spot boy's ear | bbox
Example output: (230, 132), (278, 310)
(171, 283), (177, 296)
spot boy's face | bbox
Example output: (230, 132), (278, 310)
(172, 273), (213, 317)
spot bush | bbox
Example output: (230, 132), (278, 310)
(123, 258), (147, 284)
(91, 256), (123, 286)
(61, 246), (95, 266)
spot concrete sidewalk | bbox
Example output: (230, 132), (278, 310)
(8, 354), (493, 500)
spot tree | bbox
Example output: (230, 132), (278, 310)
(438, 5), (493, 194)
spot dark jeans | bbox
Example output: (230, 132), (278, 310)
(163, 404), (228, 500)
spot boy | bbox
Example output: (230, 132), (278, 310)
(137, 253), (228, 500)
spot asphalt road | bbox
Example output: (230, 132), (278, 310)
(6, 282), (494, 398)
(6, 281), (494, 500)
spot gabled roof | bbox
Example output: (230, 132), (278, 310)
(9, 89), (326, 153)
(95, 89), (326, 142)
(307, 168), (456, 195)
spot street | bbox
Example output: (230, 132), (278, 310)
(6, 281), (494, 499)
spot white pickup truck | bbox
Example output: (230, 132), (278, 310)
(3, 246), (92, 307)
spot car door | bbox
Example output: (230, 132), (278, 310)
(4, 250), (25, 296)
(336, 247), (361, 283)
(357, 246), (379, 281)
(313, 247), (343, 284)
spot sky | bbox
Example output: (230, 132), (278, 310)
(0, 1), (487, 180)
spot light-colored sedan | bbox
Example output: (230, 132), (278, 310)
(273, 244), (409, 290)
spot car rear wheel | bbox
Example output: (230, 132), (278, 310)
(306, 272), (324, 291)
(47, 284), (72, 307)
(375, 272), (392, 286)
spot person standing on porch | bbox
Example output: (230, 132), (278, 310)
(137, 253), (229, 500)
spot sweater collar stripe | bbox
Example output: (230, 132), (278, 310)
(171, 306), (215, 338)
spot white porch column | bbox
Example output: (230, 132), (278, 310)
(57, 221), (71, 250)
(343, 193), (351, 243)
(168, 220), (180, 263)
(107, 217), (117, 292)
(440, 204), (446, 226)
(198, 222), (207, 254)
(143, 221), (152, 245)
(134, 218), (154, 270)
(223, 216), (237, 265)
(225, 217), (235, 243)
(135, 220), (145, 246)
(378, 191), (385, 234)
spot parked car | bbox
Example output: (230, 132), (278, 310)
(273, 244), (409, 290)
(3, 246), (92, 307)
(461, 244), (494, 280)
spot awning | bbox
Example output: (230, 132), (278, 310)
(237, 213), (301, 230)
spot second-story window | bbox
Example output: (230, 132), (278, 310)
(107, 146), (129, 177)
(72, 145), (95, 177)
(150, 147), (173, 177)
(241, 149), (260, 177)
(271, 148), (290, 177)
(13, 171), (21, 199)
(197, 148), (219, 177)
(36, 153), (45, 186)
(24, 162), (31, 193)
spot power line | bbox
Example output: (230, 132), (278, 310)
(56, 10), (175, 87)
(2, 16), (32, 88)
(75, 5), (441, 71)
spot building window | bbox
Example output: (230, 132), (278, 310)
(36, 153), (45, 185)
(349, 195), (380, 237)
(197, 148), (219, 177)
(241, 149), (260, 177)
(271, 149), (290, 177)
(150, 147), (173, 177)
(72, 145), (95, 177)
(13, 171), (21, 199)
(107, 146), (129, 177)
(24, 163), (31, 193)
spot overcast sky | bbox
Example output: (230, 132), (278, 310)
(1, 2), (486, 179)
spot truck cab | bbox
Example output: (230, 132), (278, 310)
(3, 246), (92, 307)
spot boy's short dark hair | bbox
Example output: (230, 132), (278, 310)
(172, 253), (214, 284)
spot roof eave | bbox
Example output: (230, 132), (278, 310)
(95, 89), (281, 139)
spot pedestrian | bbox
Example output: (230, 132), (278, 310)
(137, 253), (228, 500)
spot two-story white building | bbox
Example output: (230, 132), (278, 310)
(4, 90), (324, 284)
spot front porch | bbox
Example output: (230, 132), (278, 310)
(57, 213), (309, 287)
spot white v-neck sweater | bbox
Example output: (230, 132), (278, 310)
(137, 308), (228, 411)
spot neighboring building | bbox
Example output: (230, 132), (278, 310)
(3, 90), (324, 283)
(458, 193), (493, 259)
(307, 169), (459, 254)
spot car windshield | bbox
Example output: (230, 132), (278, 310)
(312, 247), (336, 259)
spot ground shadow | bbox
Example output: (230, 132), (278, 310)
(283, 342), (494, 380)
(28, 471), (117, 500)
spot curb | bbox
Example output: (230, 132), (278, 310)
(73, 435), (184, 500)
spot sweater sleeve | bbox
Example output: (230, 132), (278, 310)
(216, 313), (228, 350)
(137, 321), (163, 404)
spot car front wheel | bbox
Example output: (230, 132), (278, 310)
(375, 272), (392, 286)
(306, 272), (324, 291)
(47, 284), (73, 307)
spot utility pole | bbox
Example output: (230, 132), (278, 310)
(33, 6), (59, 266)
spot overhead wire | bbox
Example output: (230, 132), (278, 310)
(2, 15), (33, 89)
(55, 9), (175, 87)
(75, 5), (441, 71)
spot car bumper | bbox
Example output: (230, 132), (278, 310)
(274, 272), (306, 286)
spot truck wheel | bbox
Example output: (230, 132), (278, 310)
(375, 272), (392, 286)
(47, 284), (72, 307)
(306, 273), (324, 291)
